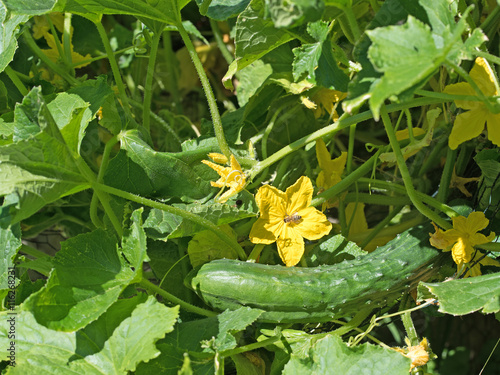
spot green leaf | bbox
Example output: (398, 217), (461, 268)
(0, 222), (21, 289)
(47, 93), (92, 157)
(265, 0), (325, 29)
(292, 21), (348, 91)
(419, 273), (500, 315)
(22, 229), (136, 331)
(188, 225), (239, 267)
(306, 234), (366, 266)
(67, 75), (114, 115)
(2, 0), (57, 15)
(347, 0), (485, 118)
(122, 208), (149, 274)
(222, 0), (295, 89)
(104, 130), (212, 200)
(54, 0), (182, 25)
(0, 295), (179, 374)
(195, 0), (250, 21)
(214, 307), (264, 352)
(143, 200), (256, 240)
(283, 334), (411, 374)
(0, 4), (29, 74)
(136, 317), (216, 374)
(0, 131), (89, 223)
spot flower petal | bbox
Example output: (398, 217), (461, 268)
(286, 176), (314, 214)
(276, 226), (305, 267)
(249, 217), (278, 244)
(443, 82), (478, 110)
(486, 112), (500, 147)
(294, 206), (332, 240)
(470, 57), (498, 97)
(448, 109), (488, 150)
(451, 237), (473, 265)
(255, 184), (287, 220)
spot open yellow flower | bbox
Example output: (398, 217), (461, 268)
(316, 138), (347, 209)
(444, 57), (500, 149)
(249, 176), (332, 266)
(202, 153), (246, 203)
(429, 211), (498, 276)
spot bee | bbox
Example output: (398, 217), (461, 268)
(284, 212), (302, 224)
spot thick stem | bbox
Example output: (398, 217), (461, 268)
(94, 21), (136, 127)
(140, 279), (217, 317)
(176, 21), (231, 159)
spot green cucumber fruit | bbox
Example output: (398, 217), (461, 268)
(190, 225), (445, 323)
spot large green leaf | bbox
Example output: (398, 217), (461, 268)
(0, 4), (29, 73)
(104, 130), (212, 200)
(2, 0), (57, 15)
(222, 0), (295, 89)
(143, 200), (256, 240)
(136, 316), (216, 374)
(345, 0), (486, 118)
(0, 295), (179, 374)
(265, 0), (324, 29)
(283, 334), (411, 374)
(419, 273), (500, 315)
(22, 229), (136, 331)
(54, 0), (182, 24)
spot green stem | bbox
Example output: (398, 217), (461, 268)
(210, 19), (233, 65)
(342, 4), (362, 42)
(142, 30), (162, 132)
(414, 88), (484, 103)
(475, 50), (500, 68)
(63, 12), (75, 77)
(380, 105), (451, 229)
(333, 308), (373, 336)
(356, 178), (457, 218)
(250, 97), (447, 178)
(176, 21), (231, 159)
(92, 182), (247, 260)
(140, 279), (217, 317)
(247, 244), (265, 263)
(94, 21), (136, 127)
(4, 66), (28, 96)
(311, 152), (380, 207)
(22, 30), (78, 86)
(435, 147), (457, 203)
(402, 312), (419, 346)
(18, 244), (51, 259)
(346, 124), (356, 173)
(221, 336), (282, 358)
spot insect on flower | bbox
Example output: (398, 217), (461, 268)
(284, 213), (302, 224)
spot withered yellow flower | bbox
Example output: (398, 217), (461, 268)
(202, 153), (246, 203)
(316, 138), (347, 209)
(429, 211), (499, 276)
(249, 176), (332, 267)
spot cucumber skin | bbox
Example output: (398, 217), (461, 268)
(191, 225), (445, 323)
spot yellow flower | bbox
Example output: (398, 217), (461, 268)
(249, 176), (332, 267)
(306, 88), (347, 120)
(202, 153), (246, 203)
(444, 57), (500, 149)
(316, 138), (347, 209)
(32, 13), (64, 40)
(429, 212), (498, 276)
